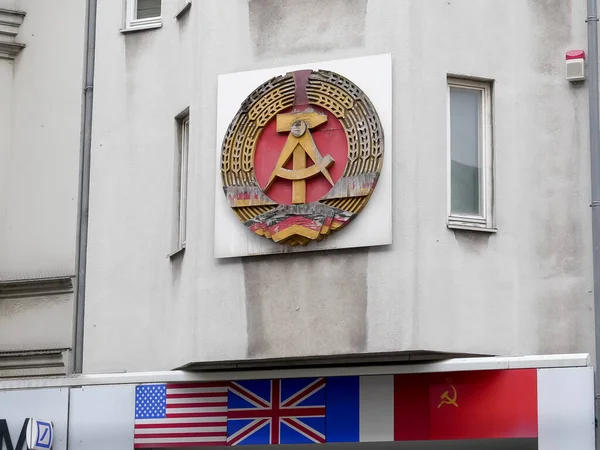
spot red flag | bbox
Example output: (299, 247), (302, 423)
(394, 369), (538, 441)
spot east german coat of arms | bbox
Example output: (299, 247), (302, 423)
(220, 69), (384, 246)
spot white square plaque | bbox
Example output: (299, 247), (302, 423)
(214, 53), (392, 258)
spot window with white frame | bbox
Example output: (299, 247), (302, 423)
(172, 112), (189, 255)
(447, 77), (495, 231)
(126, 0), (162, 30)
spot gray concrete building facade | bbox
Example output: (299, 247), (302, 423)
(84, 0), (596, 373)
(0, 0), (596, 378)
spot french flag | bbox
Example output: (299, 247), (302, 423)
(325, 375), (395, 443)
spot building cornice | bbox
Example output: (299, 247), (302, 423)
(0, 8), (26, 60)
(0, 276), (74, 299)
(0, 349), (68, 378)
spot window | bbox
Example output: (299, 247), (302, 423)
(171, 111), (189, 257)
(447, 77), (495, 231)
(125, 0), (162, 31)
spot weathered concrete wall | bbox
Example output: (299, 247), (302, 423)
(84, 0), (594, 372)
(0, 0), (85, 279)
(0, 0), (85, 355)
(0, 292), (73, 352)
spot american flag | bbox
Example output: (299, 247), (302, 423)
(134, 383), (228, 448)
(227, 378), (326, 445)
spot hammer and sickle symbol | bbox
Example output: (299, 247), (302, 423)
(265, 111), (335, 205)
(437, 384), (458, 408)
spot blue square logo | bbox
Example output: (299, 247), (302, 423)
(35, 421), (52, 449)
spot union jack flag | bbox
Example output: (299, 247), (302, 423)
(227, 378), (326, 445)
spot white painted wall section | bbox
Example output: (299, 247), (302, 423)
(68, 385), (136, 450)
(537, 367), (594, 450)
(359, 375), (394, 442)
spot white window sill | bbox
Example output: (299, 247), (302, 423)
(447, 220), (497, 233)
(120, 21), (162, 34)
(167, 244), (186, 259)
(175, 2), (191, 19)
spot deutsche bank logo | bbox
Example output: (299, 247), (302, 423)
(26, 418), (53, 450)
(35, 421), (52, 448)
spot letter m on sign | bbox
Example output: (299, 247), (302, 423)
(0, 419), (28, 450)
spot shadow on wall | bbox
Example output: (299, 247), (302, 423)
(248, 0), (368, 57)
(242, 247), (369, 359)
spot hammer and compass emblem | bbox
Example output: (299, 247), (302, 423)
(220, 68), (384, 245)
(265, 111), (335, 205)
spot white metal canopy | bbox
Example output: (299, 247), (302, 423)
(0, 353), (588, 391)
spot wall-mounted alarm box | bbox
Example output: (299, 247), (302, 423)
(566, 50), (586, 82)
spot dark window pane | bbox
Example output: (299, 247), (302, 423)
(137, 0), (161, 19)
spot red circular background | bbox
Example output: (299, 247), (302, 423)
(253, 105), (348, 205)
